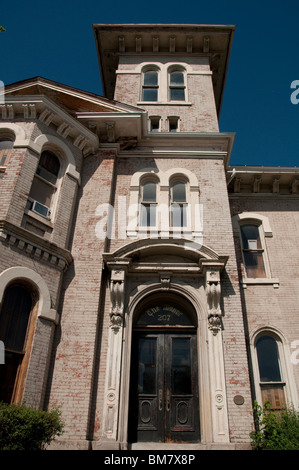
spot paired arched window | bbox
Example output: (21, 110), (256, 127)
(139, 177), (189, 229)
(26, 149), (61, 219)
(141, 65), (187, 103)
(254, 333), (286, 410)
(0, 283), (36, 403)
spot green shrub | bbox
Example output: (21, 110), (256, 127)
(250, 401), (299, 450)
(0, 401), (64, 450)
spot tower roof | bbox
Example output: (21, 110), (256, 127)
(93, 23), (235, 116)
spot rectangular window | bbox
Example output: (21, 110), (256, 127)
(169, 71), (185, 101)
(240, 225), (266, 277)
(142, 71), (158, 102)
(169, 117), (179, 132)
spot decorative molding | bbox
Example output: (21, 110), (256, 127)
(0, 220), (72, 272)
(160, 272), (171, 290)
(0, 97), (98, 157)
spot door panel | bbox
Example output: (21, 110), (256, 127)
(129, 332), (199, 443)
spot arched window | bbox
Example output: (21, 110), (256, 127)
(142, 69), (159, 102)
(240, 224), (266, 278)
(255, 334), (286, 409)
(0, 284), (35, 403)
(169, 69), (186, 101)
(140, 179), (157, 227)
(0, 137), (14, 168)
(27, 150), (60, 219)
(170, 179), (188, 227)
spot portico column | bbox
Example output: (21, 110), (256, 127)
(101, 259), (130, 445)
(203, 262), (230, 443)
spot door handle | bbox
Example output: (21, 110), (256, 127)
(166, 388), (170, 412)
(159, 389), (163, 411)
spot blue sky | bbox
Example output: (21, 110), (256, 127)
(1, 0), (299, 167)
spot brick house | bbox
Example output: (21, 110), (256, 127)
(0, 24), (298, 450)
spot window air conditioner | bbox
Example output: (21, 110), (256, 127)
(31, 200), (51, 218)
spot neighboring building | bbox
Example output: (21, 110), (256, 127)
(0, 24), (298, 450)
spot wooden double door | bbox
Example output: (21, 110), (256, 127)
(129, 331), (200, 443)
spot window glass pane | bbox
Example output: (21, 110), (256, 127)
(243, 252), (266, 277)
(142, 182), (156, 202)
(172, 338), (191, 394)
(171, 204), (187, 227)
(169, 119), (178, 132)
(39, 151), (60, 177)
(241, 225), (262, 249)
(170, 72), (184, 85)
(172, 182), (186, 202)
(256, 336), (282, 382)
(144, 71), (158, 86)
(0, 285), (32, 353)
(0, 140), (13, 150)
(142, 88), (158, 101)
(29, 177), (54, 207)
(170, 87), (185, 101)
(141, 204), (156, 227)
(138, 338), (156, 394)
(150, 118), (160, 132)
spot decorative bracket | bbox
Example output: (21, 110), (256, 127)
(201, 261), (225, 336)
(105, 257), (131, 329)
(110, 269), (125, 329)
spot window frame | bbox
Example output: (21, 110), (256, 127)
(139, 177), (159, 229)
(253, 331), (287, 410)
(169, 177), (190, 230)
(26, 148), (63, 221)
(0, 282), (38, 404)
(168, 68), (186, 102)
(141, 68), (160, 102)
(0, 136), (15, 173)
(232, 213), (279, 288)
(240, 223), (267, 279)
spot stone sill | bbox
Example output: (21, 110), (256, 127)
(242, 278), (279, 288)
(137, 101), (192, 106)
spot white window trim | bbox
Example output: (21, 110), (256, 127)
(232, 212), (279, 288)
(136, 62), (190, 105)
(127, 168), (201, 241)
